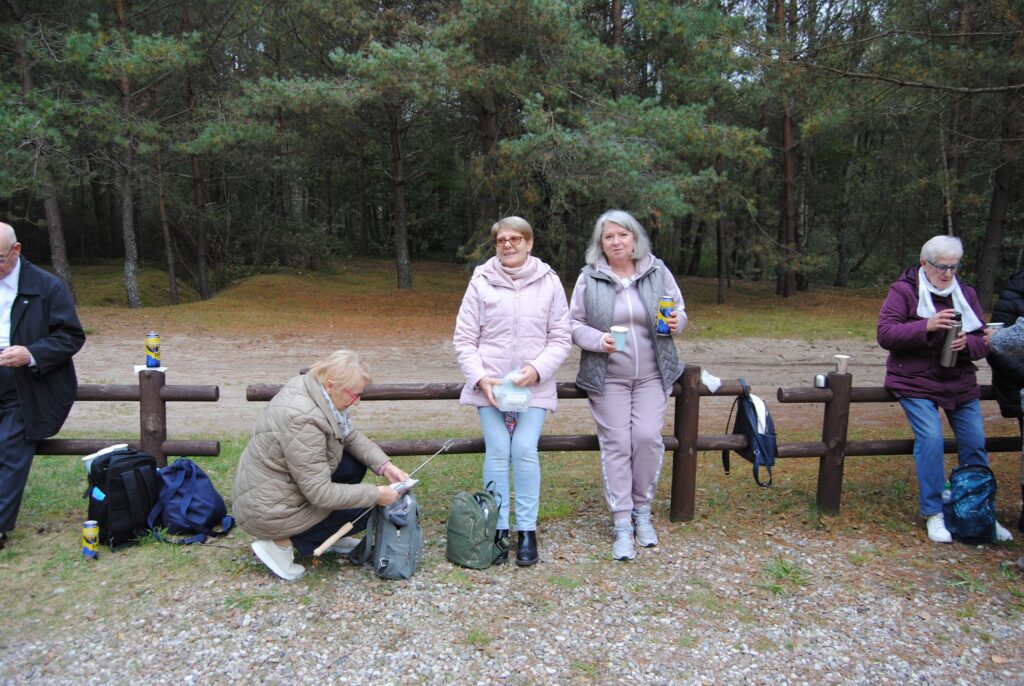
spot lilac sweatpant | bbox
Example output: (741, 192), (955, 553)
(588, 372), (668, 518)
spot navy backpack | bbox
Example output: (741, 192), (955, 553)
(147, 459), (234, 544)
(722, 378), (777, 487)
(942, 464), (997, 544)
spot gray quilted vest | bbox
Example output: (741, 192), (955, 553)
(575, 259), (683, 393)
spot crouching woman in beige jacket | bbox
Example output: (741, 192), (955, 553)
(232, 350), (408, 580)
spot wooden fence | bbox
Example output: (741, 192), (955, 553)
(36, 369), (220, 467)
(40, 367), (1019, 518)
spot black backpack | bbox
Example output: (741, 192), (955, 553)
(722, 378), (777, 487)
(942, 464), (997, 543)
(85, 447), (161, 548)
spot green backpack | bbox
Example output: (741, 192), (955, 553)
(446, 483), (503, 569)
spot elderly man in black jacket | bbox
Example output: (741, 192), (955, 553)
(988, 269), (1024, 532)
(0, 222), (85, 550)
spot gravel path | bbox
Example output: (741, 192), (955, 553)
(3, 511), (1022, 685)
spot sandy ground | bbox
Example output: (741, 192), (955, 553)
(63, 330), (1001, 443)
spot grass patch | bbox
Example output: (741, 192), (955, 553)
(757, 556), (812, 596)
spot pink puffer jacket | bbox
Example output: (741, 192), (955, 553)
(453, 255), (572, 411)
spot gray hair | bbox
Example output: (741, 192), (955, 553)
(920, 235), (963, 263)
(0, 223), (16, 249)
(584, 210), (652, 266)
(308, 349), (372, 388)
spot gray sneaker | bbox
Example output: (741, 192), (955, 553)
(612, 522), (636, 561)
(632, 505), (659, 548)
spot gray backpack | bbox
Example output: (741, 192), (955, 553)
(351, 493), (423, 580)
(446, 483), (503, 569)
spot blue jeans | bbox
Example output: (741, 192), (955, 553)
(899, 397), (989, 516)
(478, 407), (546, 531)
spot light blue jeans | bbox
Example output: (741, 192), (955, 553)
(478, 406), (546, 531)
(899, 397), (989, 516)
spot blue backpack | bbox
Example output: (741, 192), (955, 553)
(722, 378), (777, 487)
(147, 459), (235, 544)
(942, 464), (997, 543)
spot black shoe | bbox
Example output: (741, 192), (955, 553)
(516, 530), (538, 567)
(494, 529), (509, 565)
(0, 532), (6, 551)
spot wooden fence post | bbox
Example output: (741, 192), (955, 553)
(815, 371), (852, 514)
(138, 370), (168, 467)
(670, 365), (702, 522)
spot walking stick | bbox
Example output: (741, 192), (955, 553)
(313, 439), (455, 557)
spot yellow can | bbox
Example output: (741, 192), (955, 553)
(82, 520), (100, 559)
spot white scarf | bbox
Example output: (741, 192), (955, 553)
(320, 386), (353, 438)
(915, 267), (983, 332)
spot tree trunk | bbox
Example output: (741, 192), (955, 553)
(116, 0), (142, 308)
(156, 148), (179, 305)
(976, 93), (1017, 308)
(10, 18), (75, 299)
(182, 1), (211, 299)
(390, 109), (412, 289)
(610, 0), (624, 99)
(775, 0), (798, 298)
(834, 132), (858, 287)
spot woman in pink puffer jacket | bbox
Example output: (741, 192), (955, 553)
(453, 216), (571, 566)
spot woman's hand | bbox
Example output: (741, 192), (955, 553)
(950, 331), (968, 352)
(600, 334), (616, 353)
(376, 485), (400, 506)
(478, 376), (502, 408)
(666, 311), (681, 333)
(380, 463), (409, 484)
(927, 308), (958, 333)
(513, 364), (539, 386)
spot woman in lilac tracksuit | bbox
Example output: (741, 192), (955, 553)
(454, 217), (571, 566)
(877, 234), (1012, 544)
(569, 210), (685, 561)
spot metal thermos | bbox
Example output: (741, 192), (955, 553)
(939, 311), (962, 368)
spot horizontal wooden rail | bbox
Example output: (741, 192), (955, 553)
(53, 371), (220, 466)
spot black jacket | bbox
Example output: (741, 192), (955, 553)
(987, 269), (1024, 418)
(10, 257), (86, 440)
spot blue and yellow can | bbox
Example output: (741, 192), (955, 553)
(656, 295), (675, 335)
(145, 331), (160, 368)
(82, 520), (99, 559)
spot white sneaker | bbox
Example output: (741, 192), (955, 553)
(632, 505), (659, 548)
(251, 540), (305, 580)
(926, 513), (952, 543)
(612, 522), (636, 561)
(995, 521), (1014, 542)
(324, 536), (362, 556)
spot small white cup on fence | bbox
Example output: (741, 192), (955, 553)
(610, 326), (628, 352)
(834, 354), (851, 374)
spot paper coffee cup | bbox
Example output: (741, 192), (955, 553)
(987, 322), (1004, 331)
(610, 326), (628, 352)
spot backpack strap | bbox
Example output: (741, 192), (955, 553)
(350, 507), (378, 567)
(721, 378), (750, 476)
(122, 467), (158, 536)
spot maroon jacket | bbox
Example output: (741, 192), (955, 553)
(876, 266), (988, 409)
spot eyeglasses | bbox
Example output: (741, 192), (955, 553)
(926, 259), (961, 273)
(341, 388), (362, 404)
(494, 236), (523, 247)
(0, 245), (16, 264)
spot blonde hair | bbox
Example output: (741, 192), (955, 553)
(308, 350), (372, 388)
(490, 216), (534, 242)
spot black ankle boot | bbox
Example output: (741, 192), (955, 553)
(494, 529), (509, 565)
(516, 530), (538, 567)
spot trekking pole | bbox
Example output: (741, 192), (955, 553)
(313, 439), (455, 557)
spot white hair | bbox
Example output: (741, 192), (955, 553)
(920, 235), (963, 262)
(584, 210), (652, 266)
